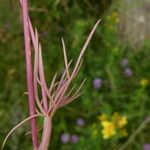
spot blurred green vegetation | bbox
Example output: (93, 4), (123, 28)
(0, 0), (150, 150)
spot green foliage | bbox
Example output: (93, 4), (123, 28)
(0, 0), (150, 149)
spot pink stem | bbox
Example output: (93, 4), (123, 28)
(22, 0), (38, 149)
(38, 117), (52, 150)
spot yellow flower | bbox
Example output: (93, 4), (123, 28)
(117, 116), (127, 128)
(97, 113), (107, 121)
(140, 79), (149, 87)
(113, 113), (127, 128)
(101, 121), (116, 139)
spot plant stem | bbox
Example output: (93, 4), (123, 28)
(22, 0), (38, 149)
(38, 117), (52, 150)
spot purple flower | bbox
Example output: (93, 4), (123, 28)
(124, 68), (132, 77)
(60, 133), (70, 144)
(121, 58), (129, 67)
(76, 118), (85, 126)
(93, 78), (103, 90)
(70, 134), (79, 144)
(143, 144), (150, 150)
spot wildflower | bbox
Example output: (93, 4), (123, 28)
(93, 78), (103, 90)
(97, 113), (107, 121)
(124, 68), (132, 77)
(117, 116), (127, 128)
(101, 121), (116, 139)
(70, 134), (79, 144)
(140, 79), (149, 87)
(76, 118), (85, 126)
(118, 116), (127, 128)
(113, 113), (127, 128)
(143, 144), (150, 150)
(60, 133), (70, 144)
(121, 58), (129, 67)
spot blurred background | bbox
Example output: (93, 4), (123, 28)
(0, 0), (150, 149)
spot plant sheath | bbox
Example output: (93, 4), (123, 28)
(22, 0), (38, 149)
